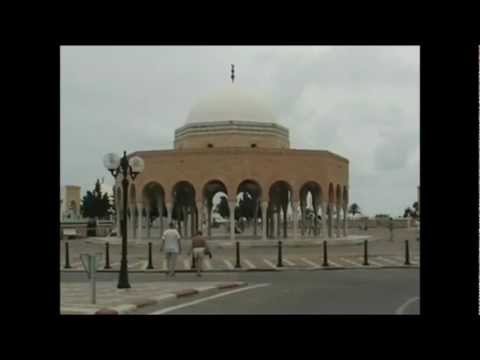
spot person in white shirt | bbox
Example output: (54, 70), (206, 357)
(160, 222), (182, 277)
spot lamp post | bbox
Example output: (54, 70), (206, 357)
(103, 151), (144, 289)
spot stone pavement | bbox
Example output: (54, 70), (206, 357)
(61, 280), (247, 315)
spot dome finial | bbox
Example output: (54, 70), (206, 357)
(231, 64), (235, 83)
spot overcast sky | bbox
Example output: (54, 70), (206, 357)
(61, 46), (419, 217)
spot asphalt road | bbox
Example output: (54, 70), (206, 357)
(61, 269), (419, 315)
(149, 270), (419, 315)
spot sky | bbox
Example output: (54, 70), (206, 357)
(60, 46), (419, 217)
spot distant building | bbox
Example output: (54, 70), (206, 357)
(60, 185), (81, 221)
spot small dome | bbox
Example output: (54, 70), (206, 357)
(186, 86), (277, 124)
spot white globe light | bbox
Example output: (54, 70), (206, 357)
(129, 156), (145, 173)
(103, 153), (121, 170)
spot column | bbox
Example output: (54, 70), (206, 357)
(158, 200), (164, 238)
(196, 201), (204, 234)
(229, 200), (236, 242)
(207, 202), (212, 239)
(301, 202), (306, 237)
(146, 207), (151, 239)
(342, 205), (348, 237)
(261, 201), (268, 241)
(273, 207), (278, 239)
(132, 206), (137, 239)
(336, 204), (341, 238)
(137, 203), (143, 240)
(253, 200), (259, 237)
(327, 203), (333, 238)
(182, 207), (188, 238)
(321, 202), (327, 239)
(293, 201), (299, 241)
(116, 202), (121, 237)
(166, 202), (173, 224)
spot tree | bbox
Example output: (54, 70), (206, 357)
(348, 203), (361, 217)
(411, 201), (419, 219)
(80, 179), (113, 220)
(403, 207), (412, 218)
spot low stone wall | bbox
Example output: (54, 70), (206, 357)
(347, 218), (416, 229)
(60, 221), (114, 240)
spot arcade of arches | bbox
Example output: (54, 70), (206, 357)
(114, 176), (349, 242)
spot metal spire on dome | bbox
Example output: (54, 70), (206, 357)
(231, 64), (235, 83)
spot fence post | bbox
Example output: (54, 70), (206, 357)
(277, 241), (283, 267)
(147, 242), (154, 269)
(363, 239), (369, 266)
(64, 242), (71, 269)
(322, 240), (329, 267)
(235, 241), (241, 268)
(404, 240), (410, 265)
(104, 242), (111, 269)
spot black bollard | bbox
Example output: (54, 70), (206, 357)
(147, 242), (154, 269)
(104, 242), (111, 269)
(277, 241), (283, 267)
(64, 242), (71, 269)
(404, 240), (410, 265)
(322, 240), (329, 267)
(191, 253), (196, 269)
(235, 241), (241, 268)
(363, 239), (369, 266)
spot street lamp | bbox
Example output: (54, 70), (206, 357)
(103, 151), (144, 289)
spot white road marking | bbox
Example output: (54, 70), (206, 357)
(283, 258), (295, 266)
(327, 260), (342, 267)
(299, 257), (319, 267)
(110, 262), (120, 268)
(61, 307), (97, 315)
(150, 283), (271, 315)
(263, 258), (277, 269)
(128, 261), (143, 269)
(377, 256), (403, 266)
(223, 259), (234, 269)
(340, 257), (362, 267)
(183, 259), (190, 270)
(69, 261), (82, 269)
(395, 296), (420, 315)
(368, 259), (384, 266)
(204, 259), (213, 270)
(243, 259), (256, 269)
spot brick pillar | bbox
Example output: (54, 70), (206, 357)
(137, 203), (143, 240)
(229, 200), (236, 243)
(293, 201), (299, 241)
(261, 201), (268, 241)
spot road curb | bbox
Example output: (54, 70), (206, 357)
(61, 264), (419, 274)
(89, 281), (247, 315)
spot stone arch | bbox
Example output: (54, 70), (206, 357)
(236, 179), (263, 238)
(299, 181), (323, 237)
(202, 179), (229, 239)
(268, 180), (293, 239)
(142, 181), (167, 239)
(172, 181), (196, 237)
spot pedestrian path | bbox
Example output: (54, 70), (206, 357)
(61, 254), (420, 272)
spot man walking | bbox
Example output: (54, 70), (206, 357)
(188, 230), (210, 277)
(160, 222), (182, 277)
